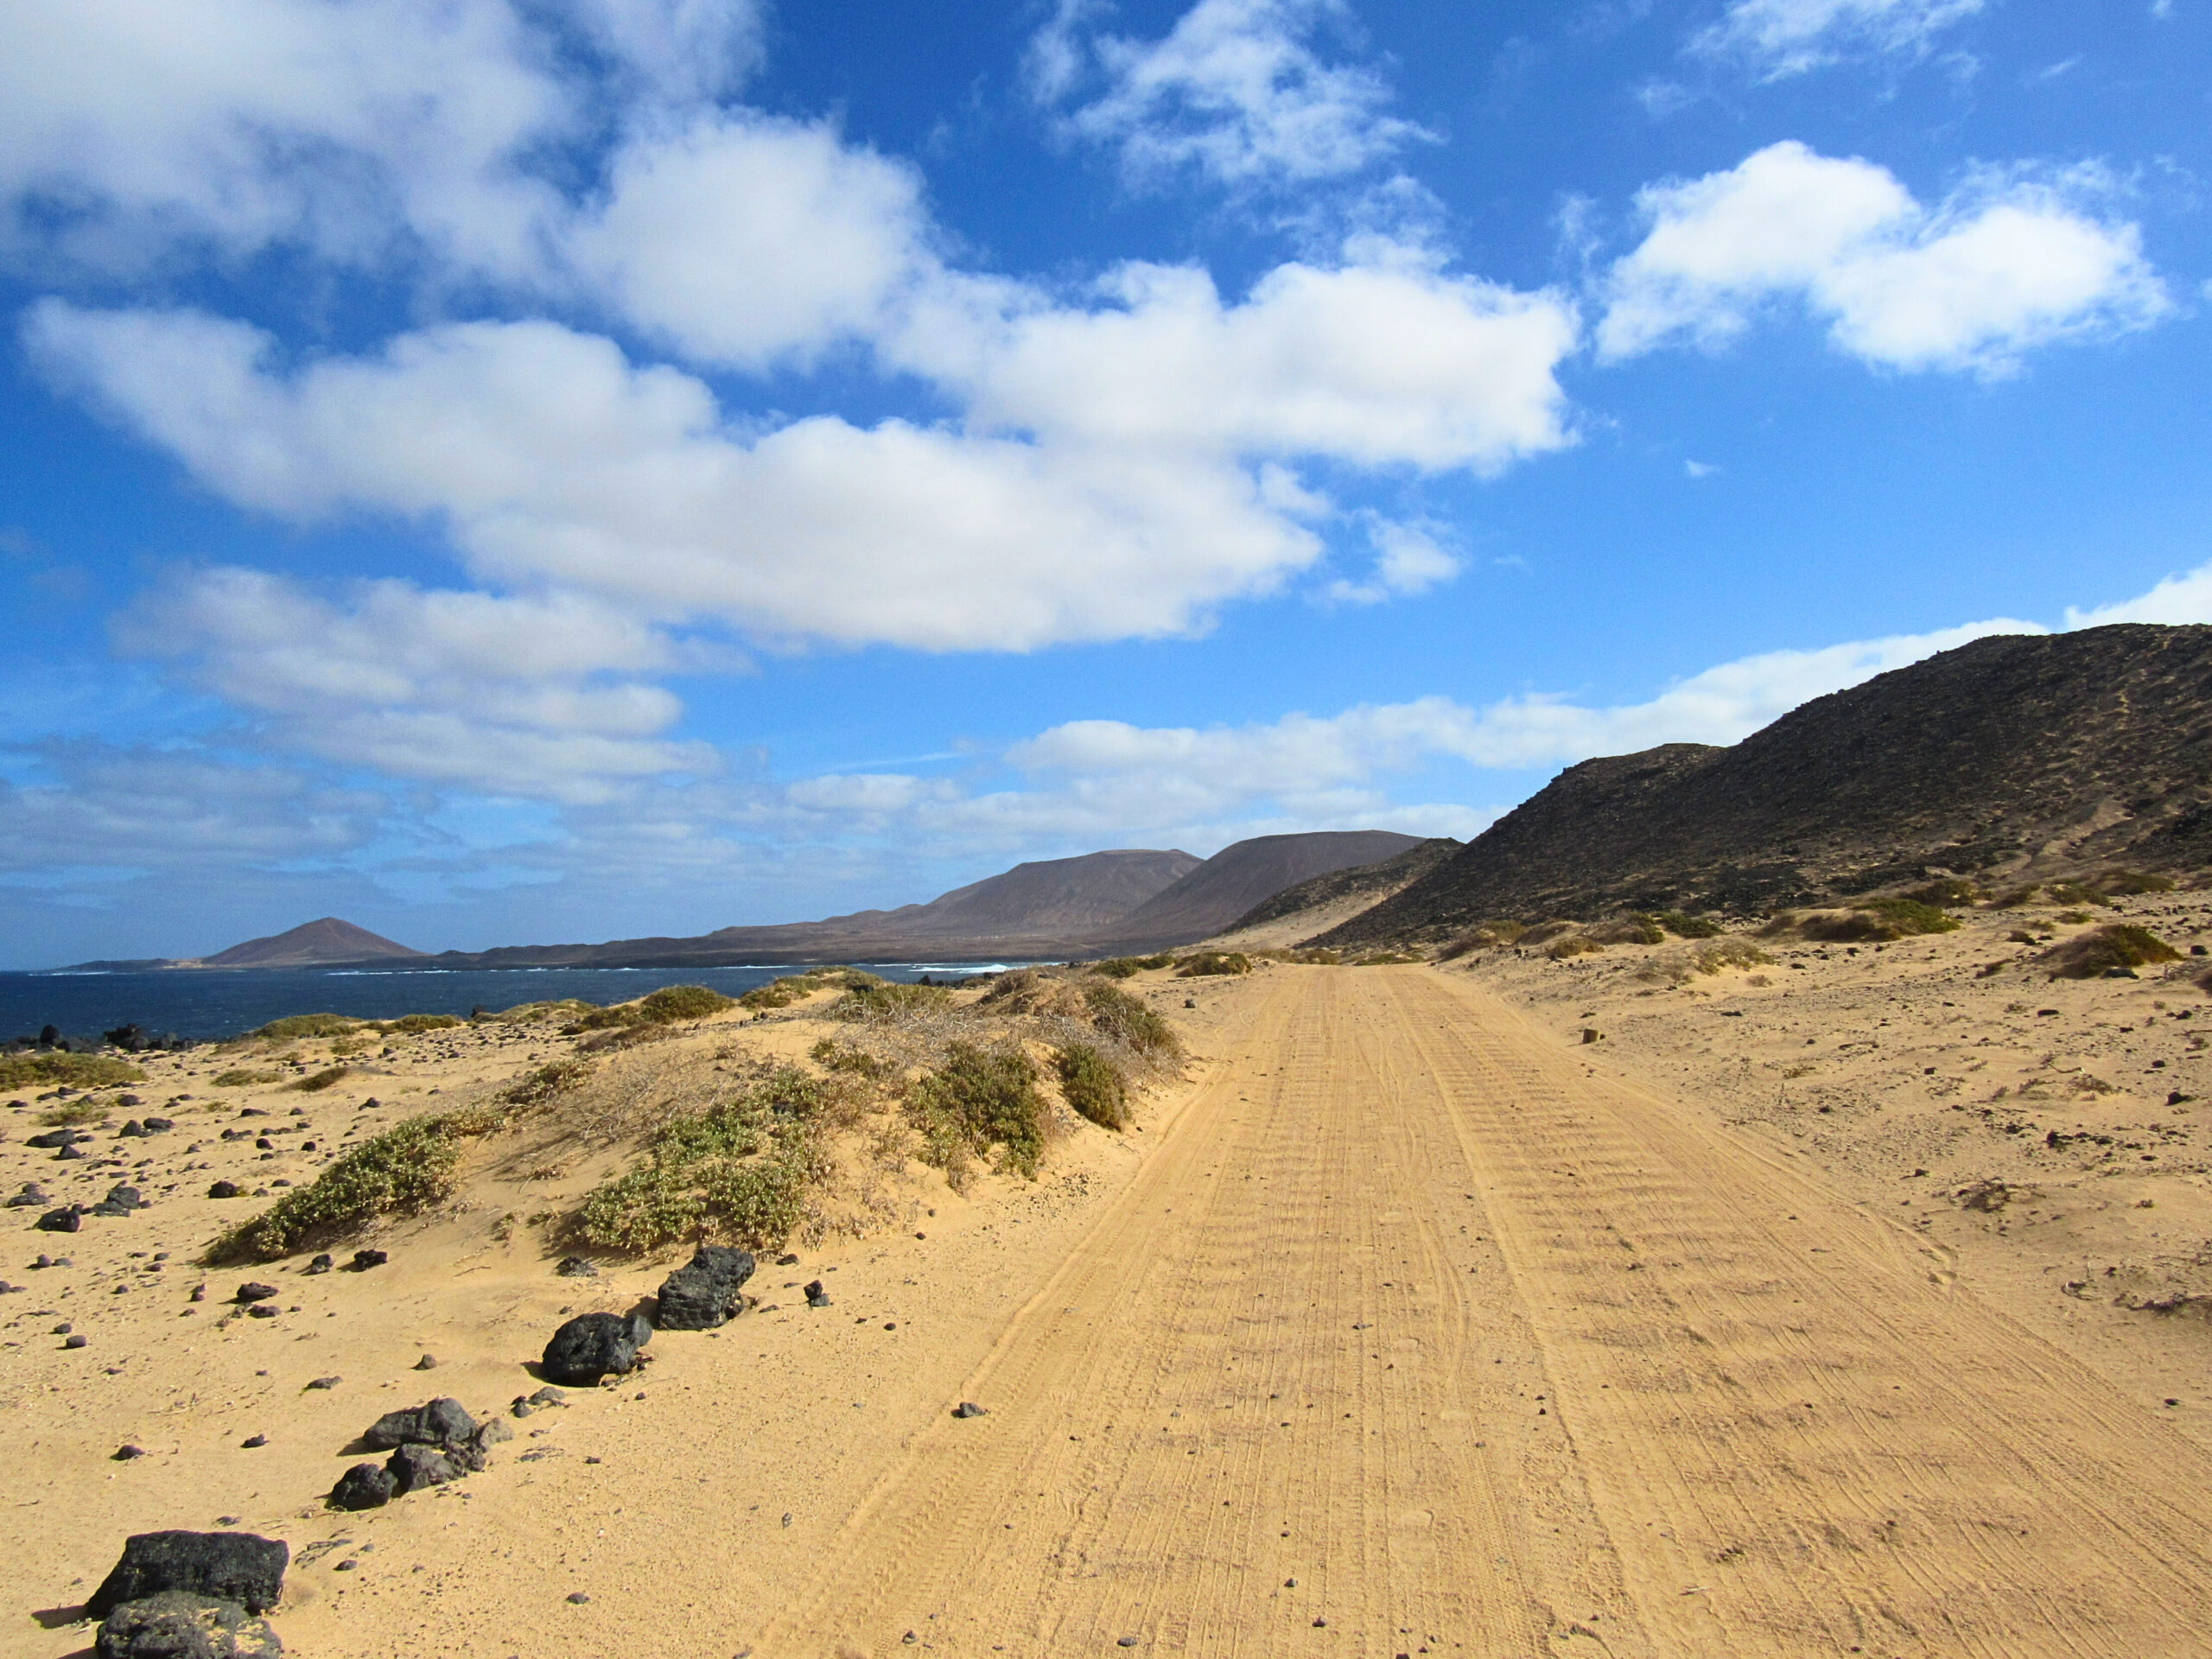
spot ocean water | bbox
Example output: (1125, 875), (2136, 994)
(0, 960), (1020, 1045)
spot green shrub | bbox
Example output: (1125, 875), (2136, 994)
(289, 1066), (351, 1092)
(1087, 957), (1141, 979)
(639, 984), (734, 1023)
(575, 1069), (825, 1252)
(1081, 982), (1179, 1058)
(2045, 880), (2110, 908)
(834, 982), (953, 1021)
(207, 1114), (462, 1262)
(248, 1014), (357, 1042)
(740, 974), (823, 1011)
(0, 1052), (144, 1090)
(1652, 910), (1722, 938)
(2054, 910), (2093, 925)
(907, 1042), (1047, 1177)
(1055, 1043), (1129, 1129)
(2040, 924), (2182, 980)
(1175, 950), (1250, 978)
(493, 998), (601, 1024)
(1988, 886), (2040, 908)
(1599, 916), (1664, 945)
(1547, 936), (1602, 960)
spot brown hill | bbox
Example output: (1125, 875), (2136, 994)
(429, 849), (1202, 969)
(1084, 831), (1427, 955)
(1324, 624), (2212, 946)
(203, 917), (425, 968)
(1206, 836), (1462, 946)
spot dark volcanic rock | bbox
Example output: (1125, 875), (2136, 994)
(88, 1531), (289, 1618)
(94, 1590), (283, 1658)
(327, 1464), (393, 1511)
(346, 1249), (387, 1271)
(1322, 626), (2212, 944)
(655, 1245), (755, 1330)
(361, 1397), (476, 1450)
(541, 1310), (650, 1386)
(385, 1443), (460, 1495)
(36, 1206), (82, 1232)
(233, 1283), (277, 1305)
(207, 1182), (243, 1200)
(26, 1128), (89, 1149)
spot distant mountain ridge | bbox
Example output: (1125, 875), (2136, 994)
(1207, 837), (1462, 945)
(1080, 831), (1427, 954)
(1323, 624), (2212, 946)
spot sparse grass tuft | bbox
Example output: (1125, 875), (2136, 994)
(1651, 910), (1722, 938)
(1055, 1042), (1129, 1130)
(1087, 953), (1176, 979)
(207, 1113), (462, 1262)
(740, 973), (824, 1011)
(810, 1038), (896, 1079)
(1799, 898), (1961, 942)
(2099, 868), (2178, 895)
(1594, 916), (1664, 945)
(835, 982), (954, 1022)
(499, 1058), (594, 1108)
(1904, 877), (1983, 906)
(906, 1041), (1047, 1178)
(2055, 910), (2094, 925)
(37, 1099), (112, 1127)
(1547, 936), (1602, 961)
(0, 1052), (144, 1090)
(1439, 921), (1525, 959)
(380, 1013), (462, 1033)
(1175, 950), (1250, 978)
(288, 1066), (351, 1092)
(2040, 924), (2182, 980)
(2045, 880), (2110, 908)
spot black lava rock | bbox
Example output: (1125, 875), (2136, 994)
(94, 1589), (284, 1658)
(554, 1255), (598, 1278)
(385, 1443), (460, 1495)
(233, 1283), (277, 1305)
(26, 1128), (89, 1149)
(207, 1182), (244, 1200)
(87, 1531), (290, 1618)
(346, 1249), (387, 1271)
(5, 1183), (45, 1207)
(804, 1279), (830, 1307)
(655, 1245), (756, 1330)
(328, 1464), (394, 1512)
(143, 1116), (174, 1133)
(952, 1401), (988, 1419)
(36, 1206), (82, 1233)
(301, 1255), (333, 1276)
(362, 1397), (477, 1451)
(540, 1310), (651, 1387)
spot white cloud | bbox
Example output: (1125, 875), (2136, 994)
(1599, 141), (2171, 373)
(114, 567), (715, 801)
(1693, 0), (1984, 79)
(25, 262), (1577, 651)
(565, 113), (933, 372)
(1031, 0), (1427, 189)
(2063, 560), (2212, 627)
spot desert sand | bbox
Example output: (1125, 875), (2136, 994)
(8, 902), (2212, 1657)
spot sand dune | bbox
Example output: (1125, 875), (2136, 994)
(10, 906), (2212, 1656)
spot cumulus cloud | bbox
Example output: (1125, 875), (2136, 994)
(25, 264), (1577, 651)
(1598, 142), (2171, 373)
(1030, 0), (1427, 189)
(1693, 0), (1984, 78)
(114, 568), (715, 801)
(2063, 558), (2212, 628)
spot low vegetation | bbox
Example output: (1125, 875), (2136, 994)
(1175, 950), (1250, 978)
(2039, 924), (2182, 981)
(211, 1068), (284, 1088)
(810, 1038), (896, 1080)
(1438, 920), (1526, 959)
(381, 1013), (462, 1033)
(0, 1051), (144, 1090)
(1081, 982), (1179, 1058)
(1055, 1042), (1129, 1130)
(906, 1041), (1048, 1177)
(1547, 936), (1602, 961)
(1903, 877), (1983, 906)
(289, 1065), (352, 1092)
(835, 982), (954, 1022)
(577, 1069), (831, 1253)
(1085, 953), (1174, 978)
(1593, 916), (1663, 945)
(37, 1099), (114, 1127)
(246, 1013), (357, 1042)
(1786, 898), (1961, 943)
(1650, 909), (1723, 938)
(208, 1114), (465, 1262)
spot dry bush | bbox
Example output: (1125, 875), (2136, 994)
(1176, 950), (1250, 977)
(576, 1023), (678, 1056)
(2039, 924), (2182, 980)
(245, 1013), (357, 1042)
(210, 1068), (283, 1088)
(378, 1014), (463, 1033)
(835, 982), (956, 1023)
(1590, 916), (1664, 946)
(1651, 909), (1722, 938)
(1518, 920), (1585, 948)
(1904, 877), (1984, 906)
(2099, 868), (2178, 895)
(1439, 921), (1524, 959)
(1789, 899), (1961, 942)
(1079, 982), (1179, 1060)
(0, 1052), (144, 1090)
(1635, 936), (1775, 986)
(741, 973), (825, 1011)
(1547, 936), (1603, 961)
(288, 1066), (351, 1092)
(1086, 953), (1175, 979)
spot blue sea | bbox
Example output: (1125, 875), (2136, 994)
(0, 961), (1020, 1046)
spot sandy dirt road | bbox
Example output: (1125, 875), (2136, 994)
(761, 966), (2212, 1659)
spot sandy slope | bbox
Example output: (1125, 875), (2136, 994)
(11, 942), (2212, 1657)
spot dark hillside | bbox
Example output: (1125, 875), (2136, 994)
(1217, 837), (1462, 936)
(1086, 831), (1424, 953)
(1325, 625), (2212, 945)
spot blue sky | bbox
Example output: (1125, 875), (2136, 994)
(1, 0), (2207, 967)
